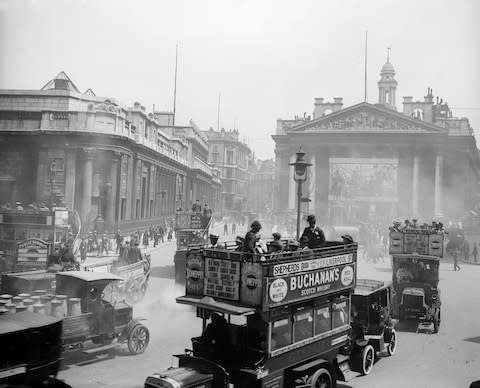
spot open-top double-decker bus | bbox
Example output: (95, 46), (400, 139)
(144, 238), (396, 388)
(173, 210), (212, 284)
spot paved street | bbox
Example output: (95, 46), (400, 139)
(59, 239), (480, 388)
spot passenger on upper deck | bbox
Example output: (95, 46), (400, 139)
(300, 214), (326, 249)
(268, 233), (283, 253)
(192, 199), (202, 213)
(209, 233), (220, 248)
(244, 220), (262, 254)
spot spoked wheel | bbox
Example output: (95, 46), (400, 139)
(387, 329), (397, 356)
(308, 368), (334, 388)
(127, 324), (150, 355)
(361, 345), (375, 375)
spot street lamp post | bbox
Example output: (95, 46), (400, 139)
(289, 148), (311, 240)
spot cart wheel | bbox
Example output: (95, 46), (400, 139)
(360, 345), (375, 375)
(127, 324), (150, 355)
(308, 367), (333, 388)
(387, 329), (397, 356)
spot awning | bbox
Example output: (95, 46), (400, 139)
(176, 295), (256, 316)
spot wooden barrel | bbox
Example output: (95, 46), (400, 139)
(32, 290), (47, 297)
(68, 298), (82, 316)
(55, 295), (68, 317)
(33, 303), (46, 315)
(0, 307), (8, 315)
(40, 295), (53, 315)
(50, 300), (64, 318)
(5, 303), (16, 314)
(15, 305), (28, 313)
(23, 298), (34, 312)
(18, 293), (31, 299)
(12, 296), (24, 305)
(0, 294), (13, 304)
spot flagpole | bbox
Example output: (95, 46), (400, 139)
(364, 30), (368, 102)
(173, 44), (178, 126)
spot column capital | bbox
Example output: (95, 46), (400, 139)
(83, 147), (97, 159)
(111, 151), (121, 162)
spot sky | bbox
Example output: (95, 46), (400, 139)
(0, 0), (479, 160)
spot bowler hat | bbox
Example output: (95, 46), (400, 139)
(307, 214), (316, 223)
(342, 234), (354, 243)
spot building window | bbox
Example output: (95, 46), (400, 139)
(120, 199), (126, 220)
(226, 150), (233, 165)
(49, 112), (69, 121)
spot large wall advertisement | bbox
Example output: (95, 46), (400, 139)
(328, 158), (398, 202)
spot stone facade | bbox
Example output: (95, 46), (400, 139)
(203, 128), (252, 217)
(0, 72), (221, 234)
(273, 60), (480, 224)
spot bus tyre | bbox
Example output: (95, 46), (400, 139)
(308, 367), (334, 388)
(386, 329), (397, 356)
(361, 345), (375, 375)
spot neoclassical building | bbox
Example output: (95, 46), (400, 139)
(273, 59), (480, 225)
(0, 72), (221, 234)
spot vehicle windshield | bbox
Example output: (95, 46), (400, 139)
(395, 260), (438, 284)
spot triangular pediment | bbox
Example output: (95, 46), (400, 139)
(288, 102), (447, 134)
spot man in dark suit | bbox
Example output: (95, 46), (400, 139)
(300, 214), (325, 249)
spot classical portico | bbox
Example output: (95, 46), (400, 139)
(273, 58), (480, 224)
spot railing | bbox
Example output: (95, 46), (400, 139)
(192, 157), (212, 175)
(0, 114), (189, 167)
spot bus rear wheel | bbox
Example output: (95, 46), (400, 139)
(308, 367), (334, 388)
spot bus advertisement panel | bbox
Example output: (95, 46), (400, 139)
(266, 263), (356, 308)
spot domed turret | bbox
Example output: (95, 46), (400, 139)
(378, 49), (398, 110)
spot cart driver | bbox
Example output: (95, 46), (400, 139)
(202, 313), (229, 361)
(396, 265), (414, 283)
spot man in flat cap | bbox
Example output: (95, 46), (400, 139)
(300, 214), (326, 249)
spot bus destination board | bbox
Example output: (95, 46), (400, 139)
(204, 257), (240, 300)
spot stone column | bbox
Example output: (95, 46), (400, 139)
(64, 150), (77, 211)
(80, 148), (95, 228)
(315, 148), (330, 224)
(36, 150), (49, 202)
(412, 155), (420, 215)
(434, 154), (443, 218)
(308, 154), (316, 212)
(125, 155), (134, 220)
(288, 154), (295, 210)
(105, 152), (119, 231)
